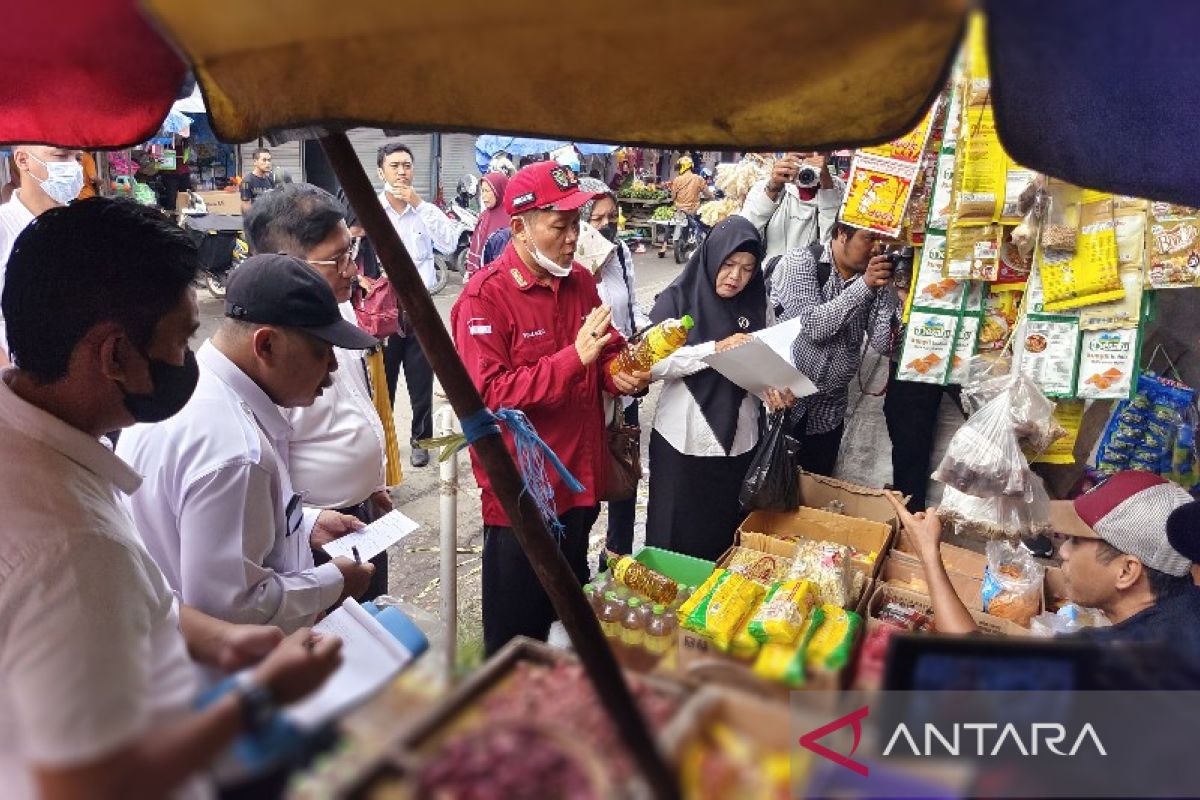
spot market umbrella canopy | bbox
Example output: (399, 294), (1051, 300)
(0, 0), (185, 148)
(986, 0), (1200, 208)
(144, 0), (966, 151)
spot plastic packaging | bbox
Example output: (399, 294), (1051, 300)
(933, 393), (1032, 497)
(938, 478), (1051, 539)
(981, 541), (1044, 627)
(805, 606), (863, 672)
(722, 546), (793, 586)
(609, 315), (693, 375)
(683, 571), (767, 651)
(598, 591), (623, 639)
(787, 541), (854, 608)
(752, 607), (826, 687)
(621, 598), (645, 648)
(610, 555), (678, 605)
(748, 579), (817, 645)
(739, 411), (801, 512)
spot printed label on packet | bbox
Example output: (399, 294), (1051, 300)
(1017, 315), (1081, 398)
(1076, 328), (1139, 400)
(897, 311), (958, 384)
(948, 315), (981, 385)
(911, 233), (964, 310)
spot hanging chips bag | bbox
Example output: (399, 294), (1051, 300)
(1148, 215), (1200, 289)
(1040, 195), (1124, 311)
(1076, 328), (1140, 400)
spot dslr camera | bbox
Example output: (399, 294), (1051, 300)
(883, 246), (915, 289)
(796, 163), (822, 188)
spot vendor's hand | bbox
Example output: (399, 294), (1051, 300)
(217, 624), (285, 673)
(251, 628), (343, 706)
(575, 305), (614, 366)
(885, 493), (944, 563)
(767, 153), (802, 194)
(864, 254), (895, 289)
(370, 489), (394, 514)
(333, 557), (376, 600)
(310, 510), (366, 550)
(715, 333), (752, 353)
(612, 369), (651, 395)
(763, 388), (797, 413)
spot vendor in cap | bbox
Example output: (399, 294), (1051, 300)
(118, 254), (379, 632)
(890, 472), (1200, 663)
(451, 161), (651, 655)
(1167, 499), (1200, 586)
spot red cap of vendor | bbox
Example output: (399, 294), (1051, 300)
(504, 161), (602, 215)
(1050, 471), (1192, 577)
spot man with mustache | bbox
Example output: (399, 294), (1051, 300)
(117, 255), (378, 631)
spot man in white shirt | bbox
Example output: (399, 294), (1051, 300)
(0, 145), (85, 366)
(375, 141), (460, 467)
(739, 152), (844, 266)
(0, 198), (341, 800)
(118, 255), (379, 633)
(244, 183), (393, 599)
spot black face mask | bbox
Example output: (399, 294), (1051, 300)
(599, 223), (619, 243)
(121, 349), (200, 423)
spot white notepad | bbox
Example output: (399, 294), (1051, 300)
(322, 509), (420, 562)
(284, 599), (415, 731)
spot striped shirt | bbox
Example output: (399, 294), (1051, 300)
(774, 244), (901, 435)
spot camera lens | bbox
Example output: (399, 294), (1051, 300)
(796, 165), (820, 188)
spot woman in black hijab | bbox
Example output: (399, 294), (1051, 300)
(645, 216), (796, 561)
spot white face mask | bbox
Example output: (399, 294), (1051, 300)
(30, 155), (84, 205)
(518, 217), (572, 277)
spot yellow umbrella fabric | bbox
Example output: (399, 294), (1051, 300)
(146, 0), (965, 151)
(366, 347), (403, 488)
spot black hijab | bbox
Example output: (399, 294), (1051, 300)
(650, 215), (766, 455)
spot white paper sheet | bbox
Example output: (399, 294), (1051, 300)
(754, 316), (805, 359)
(701, 336), (818, 400)
(284, 599), (413, 731)
(322, 510), (420, 562)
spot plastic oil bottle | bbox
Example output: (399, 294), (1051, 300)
(643, 604), (675, 661)
(621, 598), (646, 650)
(608, 315), (694, 375)
(598, 591), (623, 639)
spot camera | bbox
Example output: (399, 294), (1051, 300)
(884, 246), (915, 288)
(796, 164), (822, 188)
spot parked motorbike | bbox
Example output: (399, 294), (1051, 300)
(179, 208), (247, 297)
(672, 209), (708, 264)
(431, 174), (479, 295)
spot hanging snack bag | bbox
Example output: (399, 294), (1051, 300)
(1017, 315), (1081, 398)
(897, 311), (958, 384)
(1041, 180), (1082, 253)
(1076, 328), (1140, 400)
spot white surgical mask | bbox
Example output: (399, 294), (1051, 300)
(527, 239), (572, 277)
(30, 155), (84, 205)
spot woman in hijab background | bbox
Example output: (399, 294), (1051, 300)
(645, 216), (796, 561)
(464, 171), (510, 276)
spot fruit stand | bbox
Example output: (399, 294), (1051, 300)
(617, 180), (672, 245)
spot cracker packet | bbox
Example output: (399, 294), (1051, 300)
(748, 579), (817, 646)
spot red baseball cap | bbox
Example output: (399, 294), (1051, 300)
(1049, 471), (1192, 576)
(504, 161), (602, 215)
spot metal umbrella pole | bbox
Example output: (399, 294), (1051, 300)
(319, 132), (677, 799)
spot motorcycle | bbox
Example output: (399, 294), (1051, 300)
(672, 209), (708, 264)
(179, 206), (247, 297)
(431, 174), (479, 295)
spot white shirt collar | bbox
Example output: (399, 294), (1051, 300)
(3, 190), (37, 226)
(0, 369), (142, 495)
(378, 191), (415, 219)
(196, 340), (292, 442)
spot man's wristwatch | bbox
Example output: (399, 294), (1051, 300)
(235, 677), (278, 733)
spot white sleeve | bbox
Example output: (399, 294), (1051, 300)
(0, 538), (155, 766)
(651, 340), (717, 380)
(737, 179), (780, 231)
(416, 202), (461, 254)
(178, 464), (343, 632)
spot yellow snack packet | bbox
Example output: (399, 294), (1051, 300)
(805, 605), (864, 672)
(686, 571), (766, 651)
(677, 568), (724, 624)
(748, 579), (817, 645)
(752, 607), (826, 687)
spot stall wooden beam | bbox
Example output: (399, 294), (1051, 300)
(319, 132), (677, 800)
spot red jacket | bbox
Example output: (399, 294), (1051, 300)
(450, 243), (627, 527)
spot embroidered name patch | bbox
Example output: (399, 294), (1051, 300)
(467, 317), (492, 335)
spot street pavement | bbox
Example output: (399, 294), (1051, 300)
(193, 248), (964, 667)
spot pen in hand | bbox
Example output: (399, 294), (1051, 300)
(352, 545), (362, 565)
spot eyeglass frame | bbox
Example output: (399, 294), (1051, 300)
(306, 236), (361, 277)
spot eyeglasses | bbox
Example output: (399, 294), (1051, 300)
(307, 237), (361, 277)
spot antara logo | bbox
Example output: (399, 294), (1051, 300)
(799, 705), (871, 777)
(883, 722), (1107, 757)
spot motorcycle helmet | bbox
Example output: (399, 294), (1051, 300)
(456, 174), (479, 198)
(676, 155), (694, 174)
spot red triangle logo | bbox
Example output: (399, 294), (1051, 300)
(799, 705), (870, 777)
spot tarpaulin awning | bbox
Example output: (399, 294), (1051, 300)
(474, 136), (616, 172)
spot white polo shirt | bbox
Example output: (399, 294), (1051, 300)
(0, 373), (208, 800)
(117, 341), (344, 633)
(283, 302), (387, 509)
(377, 192), (460, 290)
(0, 191), (37, 357)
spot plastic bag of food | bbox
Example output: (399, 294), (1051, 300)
(1007, 372), (1067, 454)
(722, 546), (792, 587)
(805, 605), (863, 672)
(684, 571), (766, 651)
(933, 392), (1033, 498)
(1042, 180), (1082, 253)
(981, 540), (1044, 627)
(787, 541), (853, 607)
(752, 607), (825, 687)
(748, 579), (817, 646)
(938, 476), (1051, 539)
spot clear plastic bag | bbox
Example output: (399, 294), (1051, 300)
(981, 540), (1045, 627)
(937, 474), (1051, 540)
(960, 363), (1066, 456)
(933, 393), (1034, 498)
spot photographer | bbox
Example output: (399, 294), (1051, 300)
(740, 152), (844, 265)
(775, 220), (902, 476)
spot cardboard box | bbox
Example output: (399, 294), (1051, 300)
(866, 580), (1026, 636)
(176, 190), (242, 215)
(879, 549), (988, 611)
(676, 628), (843, 695)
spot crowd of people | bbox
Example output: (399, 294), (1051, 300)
(2, 140), (1200, 798)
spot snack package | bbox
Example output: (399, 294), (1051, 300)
(1017, 315), (1081, 398)
(1095, 373), (1197, 477)
(948, 315), (981, 385)
(684, 571), (767, 651)
(752, 607), (825, 687)
(1006, 371), (1068, 454)
(722, 546), (792, 586)
(932, 391), (1034, 498)
(729, 618), (762, 661)
(938, 477), (1051, 539)
(979, 288), (1022, 352)
(912, 233), (966, 310)
(1040, 195), (1124, 311)
(1076, 328), (1139, 400)
(805, 605), (863, 673)
(1033, 400), (1085, 466)
(1148, 215), (1200, 290)
(897, 311), (957, 384)
(875, 599), (934, 632)
(946, 224), (1002, 280)
(787, 541), (854, 607)
(678, 569), (726, 622)
(1041, 180), (1082, 253)
(748, 579), (817, 646)
(981, 540), (1044, 627)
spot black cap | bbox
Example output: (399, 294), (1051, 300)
(224, 254), (379, 350)
(1167, 499), (1200, 564)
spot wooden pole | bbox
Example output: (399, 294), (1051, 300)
(320, 133), (678, 799)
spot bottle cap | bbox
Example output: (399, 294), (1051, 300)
(628, 598), (641, 608)
(653, 604), (665, 614)
(605, 591), (617, 600)
(583, 583), (594, 592)
(680, 314), (694, 329)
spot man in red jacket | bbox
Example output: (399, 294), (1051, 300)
(452, 161), (650, 654)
